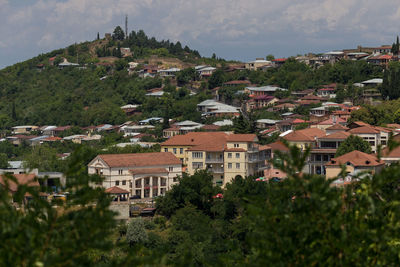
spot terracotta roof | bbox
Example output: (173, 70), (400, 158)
(284, 128), (326, 142)
(130, 168), (168, 175)
(226, 134), (257, 142)
(0, 174), (38, 193)
(348, 126), (379, 134)
(318, 117), (346, 125)
(267, 141), (289, 152)
(223, 80), (251, 85)
(326, 150), (384, 167)
(272, 58), (287, 62)
(386, 124), (400, 129)
(319, 131), (351, 140)
(326, 124), (349, 131)
(161, 132), (228, 146)
(54, 126), (72, 131)
(350, 121), (371, 127)
(105, 186), (130, 194)
(202, 125), (220, 130)
(96, 152), (181, 168)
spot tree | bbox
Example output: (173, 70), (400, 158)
(97, 32), (100, 40)
(336, 135), (372, 157)
(126, 218), (148, 246)
(156, 170), (220, 218)
(208, 69), (226, 89)
(266, 54), (275, 61)
(0, 153), (9, 168)
(112, 26), (125, 41)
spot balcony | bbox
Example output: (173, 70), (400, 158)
(207, 167), (224, 173)
(205, 157), (224, 163)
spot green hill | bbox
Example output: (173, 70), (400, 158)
(0, 27), (223, 128)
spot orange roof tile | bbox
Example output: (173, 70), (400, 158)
(326, 124), (349, 131)
(348, 126), (379, 134)
(96, 152), (181, 168)
(319, 131), (351, 140)
(226, 134), (257, 142)
(161, 132), (228, 146)
(326, 150), (384, 167)
(284, 128), (326, 142)
(0, 174), (38, 193)
(105, 186), (130, 194)
(267, 141), (289, 152)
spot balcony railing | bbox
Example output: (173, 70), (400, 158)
(205, 158), (224, 163)
(207, 167), (224, 173)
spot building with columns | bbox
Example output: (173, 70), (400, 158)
(88, 152), (182, 199)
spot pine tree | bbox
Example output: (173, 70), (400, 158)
(97, 32), (100, 40)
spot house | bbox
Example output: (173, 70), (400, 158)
(311, 117), (347, 130)
(256, 119), (279, 129)
(373, 45), (392, 54)
(262, 141), (289, 180)
(317, 88), (336, 98)
(197, 100), (240, 117)
(139, 117), (163, 125)
(325, 150), (384, 182)
(276, 118), (308, 132)
(367, 54), (394, 67)
(291, 89), (314, 98)
(12, 126), (39, 135)
(158, 67), (181, 77)
(88, 152), (182, 199)
(273, 103), (296, 112)
(120, 125), (155, 136)
(347, 126), (384, 152)
(6, 135), (38, 146)
(272, 58), (287, 67)
(381, 134), (400, 164)
(162, 120), (204, 138)
(325, 124), (349, 134)
(282, 128), (326, 150)
(120, 47), (132, 57)
(139, 65), (158, 78)
(322, 51), (344, 64)
(161, 132), (267, 186)
(0, 174), (40, 203)
(245, 86), (287, 97)
(196, 66), (216, 78)
(58, 58), (79, 69)
(245, 58), (272, 70)
(120, 104), (140, 116)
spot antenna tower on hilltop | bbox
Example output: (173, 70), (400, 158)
(125, 15), (128, 39)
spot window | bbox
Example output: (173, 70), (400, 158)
(228, 153), (232, 158)
(122, 180), (126, 185)
(192, 162), (203, 169)
(236, 153), (240, 159)
(228, 163), (232, 169)
(236, 163), (240, 169)
(164, 148), (168, 152)
(129, 182), (132, 188)
(169, 166), (173, 171)
(180, 148), (183, 154)
(173, 148), (177, 154)
(173, 177), (178, 183)
(323, 155), (329, 161)
(369, 141), (375, 146)
(234, 144), (239, 148)
(316, 155), (322, 161)
(192, 152), (203, 159)
(115, 180), (120, 186)
(118, 169), (123, 175)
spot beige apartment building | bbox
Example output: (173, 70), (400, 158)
(88, 152), (182, 199)
(161, 132), (267, 186)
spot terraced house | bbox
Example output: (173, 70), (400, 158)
(161, 132), (267, 186)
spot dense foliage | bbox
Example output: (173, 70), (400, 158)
(336, 135), (372, 156)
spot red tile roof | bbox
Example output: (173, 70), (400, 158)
(267, 141), (289, 152)
(161, 132), (228, 146)
(326, 150), (384, 167)
(105, 186), (130, 194)
(226, 134), (257, 142)
(283, 128), (326, 142)
(326, 124), (349, 131)
(319, 131), (351, 140)
(348, 126), (379, 134)
(0, 174), (38, 193)
(96, 152), (181, 168)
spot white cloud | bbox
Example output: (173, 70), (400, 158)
(1, 0), (400, 68)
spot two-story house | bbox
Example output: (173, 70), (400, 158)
(88, 152), (182, 199)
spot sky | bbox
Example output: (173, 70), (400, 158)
(1, 0), (400, 69)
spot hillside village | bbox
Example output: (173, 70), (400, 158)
(5, 20), (400, 264)
(3, 27), (400, 219)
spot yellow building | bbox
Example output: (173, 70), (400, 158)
(162, 132), (267, 186)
